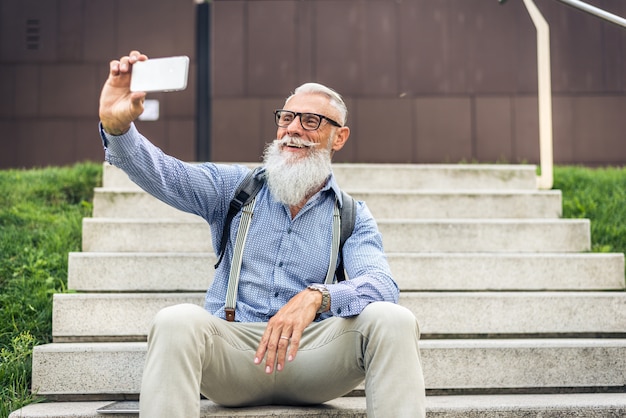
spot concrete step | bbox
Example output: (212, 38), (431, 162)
(81, 218), (591, 253)
(10, 393), (626, 418)
(92, 188), (562, 220)
(31, 339), (626, 397)
(52, 292), (626, 341)
(102, 162), (539, 191)
(67, 252), (625, 292)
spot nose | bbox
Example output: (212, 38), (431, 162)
(285, 116), (304, 136)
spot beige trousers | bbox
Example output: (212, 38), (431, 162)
(139, 302), (425, 418)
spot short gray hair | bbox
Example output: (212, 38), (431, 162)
(286, 82), (348, 126)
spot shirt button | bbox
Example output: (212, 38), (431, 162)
(274, 292), (279, 297)
(287, 227), (292, 234)
(278, 262), (284, 267)
(337, 308), (342, 314)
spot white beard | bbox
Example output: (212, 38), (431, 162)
(262, 137), (332, 207)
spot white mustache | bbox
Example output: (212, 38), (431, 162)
(274, 136), (319, 149)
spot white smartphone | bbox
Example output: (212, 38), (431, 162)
(130, 56), (189, 93)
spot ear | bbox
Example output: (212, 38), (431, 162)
(331, 126), (350, 152)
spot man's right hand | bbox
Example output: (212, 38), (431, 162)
(99, 50), (148, 136)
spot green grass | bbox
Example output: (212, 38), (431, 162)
(0, 163), (625, 417)
(0, 162), (101, 417)
(554, 166), (626, 253)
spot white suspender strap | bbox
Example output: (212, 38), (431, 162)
(224, 197), (256, 322)
(324, 200), (341, 285)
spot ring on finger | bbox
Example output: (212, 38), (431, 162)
(280, 336), (290, 341)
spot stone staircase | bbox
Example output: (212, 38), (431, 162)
(11, 162), (626, 417)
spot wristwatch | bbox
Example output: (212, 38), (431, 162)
(307, 284), (330, 314)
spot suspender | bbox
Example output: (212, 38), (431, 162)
(224, 197), (256, 322)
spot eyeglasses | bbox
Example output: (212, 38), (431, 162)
(274, 109), (342, 131)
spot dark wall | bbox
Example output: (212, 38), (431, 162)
(0, 0), (624, 168)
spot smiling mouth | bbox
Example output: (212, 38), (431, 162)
(276, 136), (319, 150)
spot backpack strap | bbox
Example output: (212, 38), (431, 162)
(323, 200), (341, 285)
(335, 190), (356, 282)
(214, 167), (265, 269)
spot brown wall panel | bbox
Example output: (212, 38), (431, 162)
(352, 99), (413, 163)
(166, 119), (196, 162)
(475, 96), (513, 163)
(211, 99), (265, 162)
(0, 65), (15, 117)
(0, 0), (625, 169)
(213, 1), (246, 97)
(58, 0), (84, 62)
(551, 96), (577, 164)
(260, 97), (285, 144)
(0, 121), (18, 167)
(247, 1), (299, 96)
(542, 0), (606, 93)
(40, 64), (99, 117)
(451, 1), (521, 94)
(398, 0), (450, 95)
(116, 0), (194, 59)
(134, 120), (168, 152)
(315, 1), (363, 95)
(572, 96), (626, 164)
(82, 1), (118, 63)
(15, 65), (39, 117)
(75, 119), (107, 163)
(513, 96), (541, 164)
(1, 0), (58, 63)
(414, 97), (472, 163)
(16, 120), (77, 167)
(360, 1), (397, 96)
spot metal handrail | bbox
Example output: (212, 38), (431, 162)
(556, 0), (626, 28)
(499, 0), (626, 189)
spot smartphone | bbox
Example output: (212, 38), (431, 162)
(130, 56), (189, 93)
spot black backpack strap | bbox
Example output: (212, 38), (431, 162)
(214, 167), (265, 269)
(335, 190), (356, 282)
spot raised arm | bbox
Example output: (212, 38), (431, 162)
(99, 50), (148, 135)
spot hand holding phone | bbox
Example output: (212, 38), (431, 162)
(130, 56), (189, 93)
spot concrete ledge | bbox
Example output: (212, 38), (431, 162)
(10, 394), (626, 417)
(67, 252), (625, 292)
(102, 162), (539, 191)
(52, 292), (626, 339)
(81, 218), (591, 253)
(92, 188), (562, 220)
(31, 340), (626, 397)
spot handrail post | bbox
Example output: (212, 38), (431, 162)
(523, 0), (554, 190)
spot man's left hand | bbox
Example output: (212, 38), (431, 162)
(254, 288), (324, 373)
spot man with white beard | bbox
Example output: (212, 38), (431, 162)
(98, 51), (425, 418)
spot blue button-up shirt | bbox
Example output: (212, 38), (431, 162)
(101, 123), (399, 322)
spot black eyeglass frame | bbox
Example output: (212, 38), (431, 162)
(274, 109), (342, 131)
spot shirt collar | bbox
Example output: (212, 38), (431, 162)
(322, 171), (344, 207)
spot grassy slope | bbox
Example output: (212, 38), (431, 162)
(554, 166), (626, 253)
(0, 163), (101, 417)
